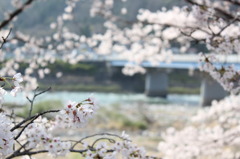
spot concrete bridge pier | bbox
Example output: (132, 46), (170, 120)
(145, 69), (168, 97)
(200, 77), (228, 106)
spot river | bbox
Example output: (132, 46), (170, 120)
(4, 91), (201, 107)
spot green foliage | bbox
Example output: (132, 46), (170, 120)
(5, 60), (97, 75)
(168, 87), (200, 94)
(0, 0), (185, 37)
(122, 119), (148, 130)
(47, 60), (97, 74)
(39, 83), (121, 92)
(100, 107), (148, 130)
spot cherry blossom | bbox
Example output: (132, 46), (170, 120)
(55, 95), (97, 128)
(0, 113), (15, 158)
(159, 95), (240, 159)
(1, 0), (240, 159)
(24, 117), (71, 157)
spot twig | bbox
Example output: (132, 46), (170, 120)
(0, 28), (12, 49)
(216, 17), (238, 36)
(91, 137), (116, 147)
(180, 29), (206, 42)
(7, 142), (29, 159)
(71, 132), (130, 149)
(26, 87), (51, 117)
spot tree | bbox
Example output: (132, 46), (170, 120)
(1, 0), (240, 158)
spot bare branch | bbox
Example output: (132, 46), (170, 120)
(26, 87), (51, 117)
(91, 137), (116, 147)
(71, 132), (130, 149)
(0, 28), (12, 49)
(216, 17), (238, 36)
(0, 0), (36, 29)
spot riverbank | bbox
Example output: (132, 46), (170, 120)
(21, 60), (201, 94)
(38, 83), (200, 94)
(5, 96), (199, 159)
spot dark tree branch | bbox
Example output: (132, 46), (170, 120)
(216, 17), (238, 36)
(71, 132), (130, 149)
(180, 29), (206, 42)
(6, 150), (48, 159)
(223, 0), (240, 6)
(0, 0), (36, 29)
(6, 148), (107, 159)
(13, 109), (59, 140)
(91, 137), (116, 147)
(7, 142), (29, 159)
(185, 0), (238, 21)
(6, 147), (162, 159)
(10, 109), (59, 132)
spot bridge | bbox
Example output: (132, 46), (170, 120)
(109, 54), (240, 106)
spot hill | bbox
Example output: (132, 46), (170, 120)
(0, 0), (186, 36)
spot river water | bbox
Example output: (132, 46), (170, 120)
(4, 91), (201, 107)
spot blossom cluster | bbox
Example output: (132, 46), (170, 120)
(82, 132), (148, 159)
(0, 73), (23, 106)
(0, 73), (23, 158)
(23, 95), (98, 156)
(199, 53), (240, 94)
(0, 113), (15, 158)
(83, 140), (147, 159)
(0, 81), (151, 159)
(1, 0), (240, 93)
(159, 95), (240, 159)
(2, 0), (240, 159)
(55, 95), (98, 128)
(24, 117), (71, 157)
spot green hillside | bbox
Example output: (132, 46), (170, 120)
(0, 0), (186, 36)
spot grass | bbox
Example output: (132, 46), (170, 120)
(38, 83), (200, 95)
(122, 119), (148, 130)
(47, 60), (97, 74)
(168, 86), (200, 94)
(97, 107), (148, 131)
(17, 100), (63, 118)
(8, 98), (196, 159)
(39, 83), (122, 92)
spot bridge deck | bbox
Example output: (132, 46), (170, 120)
(110, 54), (240, 69)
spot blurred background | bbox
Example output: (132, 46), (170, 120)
(0, 0), (224, 158)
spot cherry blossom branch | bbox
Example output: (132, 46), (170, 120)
(71, 132), (130, 149)
(6, 148), (112, 159)
(224, 0), (240, 6)
(0, 0), (36, 29)
(91, 137), (116, 147)
(216, 17), (239, 36)
(7, 149), (162, 159)
(7, 142), (29, 159)
(10, 109), (59, 132)
(180, 29), (206, 42)
(13, 109), (59, 140)
(185, 0), (237, 21)
(6, 150), (48, 159)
